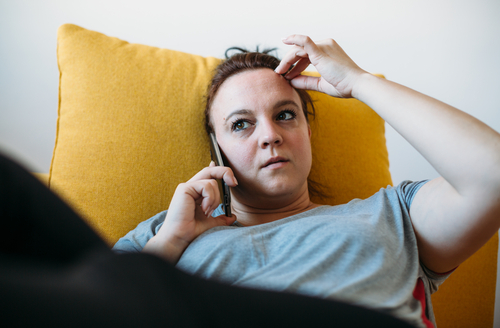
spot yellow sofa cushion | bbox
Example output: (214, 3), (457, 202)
(50, 23), (496, 328)
(51, 24), (392, 245)
(431, 233), (497, 328)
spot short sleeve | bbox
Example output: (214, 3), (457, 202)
(395, 180), (429, 212)
(420, 262), (455, 293)
(112, 210), (167, 253)
(112, 205), (225, 253)
(396, 180), (456, 291)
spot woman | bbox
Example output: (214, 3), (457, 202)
(114, 35), (500, 327)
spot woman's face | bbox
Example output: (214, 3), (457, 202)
(210, 68), (312, 206)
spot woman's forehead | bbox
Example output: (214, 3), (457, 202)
(211, 69), (301, 114)
(222, 68), (291, 90)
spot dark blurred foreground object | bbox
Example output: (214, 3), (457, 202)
(0, 153), (415, 327)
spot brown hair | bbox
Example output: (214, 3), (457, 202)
(204, 47), (315, 134)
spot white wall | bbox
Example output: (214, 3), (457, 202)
(1, 0), (499, 325)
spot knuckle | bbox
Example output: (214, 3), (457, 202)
(176, 182), (187, 191)
(326, 38), (336, 47)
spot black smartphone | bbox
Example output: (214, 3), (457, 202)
(209, 132), (232, 217)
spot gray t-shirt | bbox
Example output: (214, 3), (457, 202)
(113, 180), (450, 328)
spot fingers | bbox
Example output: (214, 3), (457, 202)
(188, 163), (238, 187)
(282, 34), (321, 50)
(288, 75), (321, 92)
(180, 178), (221, 217)
(275, 35), (323, 75)
(275, 46), (308, 76)
(181, 162), (238, 220)
(275, 34), (366, 98)
(283, 57), (311, 80)
(201, 179), (221, 217)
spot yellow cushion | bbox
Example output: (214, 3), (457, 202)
(306, 72), (392, 206)
(431, 233), (498, 328)
(51, 24), (392, 245)
(50, 23), (496, 327)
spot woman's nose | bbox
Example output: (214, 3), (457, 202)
(259, 123), (283, 148)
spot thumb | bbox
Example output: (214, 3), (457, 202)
(226, 214), (237, 226)
(289, 75), (321, 92)
(291, 75), (342, 98)
(213, 214), (237, 226)
(225, 214), (238, 226)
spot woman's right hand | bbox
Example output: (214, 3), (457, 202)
(143, 162), (238, 264)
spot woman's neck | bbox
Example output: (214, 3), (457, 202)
(230, 187), (320, 226)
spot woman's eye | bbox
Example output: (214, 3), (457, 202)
(232, 120), (250, 131)
(277, 110), (296, 121)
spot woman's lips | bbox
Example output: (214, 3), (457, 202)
(264, 161), (289, 169)
(262, 156), (289, 169)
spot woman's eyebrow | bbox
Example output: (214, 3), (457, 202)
(224, 100), (299, 122)
(225, 109), (251, 122)
(273, 100), (300, 110)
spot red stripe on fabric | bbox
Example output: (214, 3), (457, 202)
(412, 278), (434, 328)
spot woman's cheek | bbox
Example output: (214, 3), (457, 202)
(232, 148), (253, 170)
(226, 146), (255, 177)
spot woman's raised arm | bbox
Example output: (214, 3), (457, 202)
(276, 34), (500, 273)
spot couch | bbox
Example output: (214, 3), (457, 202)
(34, 24), (498, 327)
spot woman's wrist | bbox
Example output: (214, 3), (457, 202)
(350, 72), (380, 101)
(143, 234), (189, 264)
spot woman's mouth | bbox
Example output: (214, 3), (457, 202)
(262, 157), (289, 169)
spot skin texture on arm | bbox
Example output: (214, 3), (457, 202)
(275, 35), (500, 273)
(353, 74), (500, 273)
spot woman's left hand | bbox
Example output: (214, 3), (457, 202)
(274, 35), (367, 98)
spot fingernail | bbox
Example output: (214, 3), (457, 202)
(281, 37), (288, 42)
(209, 160), (215, 167)
(233, 177), (238, 185)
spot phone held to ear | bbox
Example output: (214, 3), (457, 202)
(209, 132), (232, 217)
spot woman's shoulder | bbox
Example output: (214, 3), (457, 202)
(112, 210), (168, 253)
